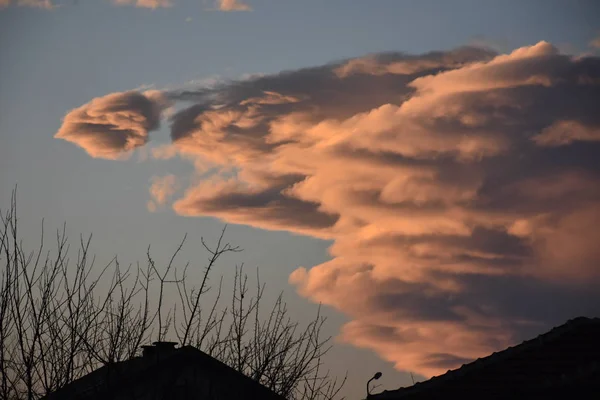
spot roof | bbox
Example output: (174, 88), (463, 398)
(370, 316), (600, 400)
(44, 344), (286, 400)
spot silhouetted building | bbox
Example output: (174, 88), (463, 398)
(369, 317), (600, 400)
(43, 342), (285, 400)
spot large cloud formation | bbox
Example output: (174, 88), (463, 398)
(55, 42), (600, 377)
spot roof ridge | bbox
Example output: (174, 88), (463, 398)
(373, 316), (600, 398)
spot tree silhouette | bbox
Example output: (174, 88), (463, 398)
(0, 189), (345, 400)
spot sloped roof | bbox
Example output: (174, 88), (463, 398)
(370, 316), (600, 400)
(44, 345), (286, 400)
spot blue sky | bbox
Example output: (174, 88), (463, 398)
(1, 0), (599, 397)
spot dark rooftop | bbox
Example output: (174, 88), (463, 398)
(43, 342), (286, 400)
(370, 316), (600, 400)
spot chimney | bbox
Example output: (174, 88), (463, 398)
(141, 341), (178, 362)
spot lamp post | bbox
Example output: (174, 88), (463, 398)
(366, 372), (382, 398)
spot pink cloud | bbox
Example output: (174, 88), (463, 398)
(590, 35), (600, 49)
(19, 0), (54, 8)
(113, 0), (172, 8)
(55, 42), (600, 377)
(334, 47), (494, 78)
(216, 0), (251, 12)
(532, 120), (600, 146)
(55, 90), (171, 159)
(0, 0), (55, 8)
(173, 176), (339, 238)
(147, 174), (179, 212)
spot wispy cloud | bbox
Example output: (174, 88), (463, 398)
(113, 0), (172, 8)
(3, 0), (253, 11)
(590, 34), (600, 49)
(147, 174), (179, 212)
(1, 0), (55, 9)
(216, 0), (251, 12)
(55, 42), (600, 377)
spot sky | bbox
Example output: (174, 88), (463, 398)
(1, 0), (600, 397)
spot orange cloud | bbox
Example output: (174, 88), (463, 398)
(173, 176), (339, 238)
(216, 0), (250, 12)
(55, 42), (600, 377)
(334, 47), (494, 78)
(590, 35), (600, 49)
(1, 0), (55, 8)
(532, 120), (600, 146)
(148, 174), (179, 212)
(113, 0), (172, 8)
(55, 90), (171, 159)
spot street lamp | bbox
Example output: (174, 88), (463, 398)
(366, 372), (382, 398)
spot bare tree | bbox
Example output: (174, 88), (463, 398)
(0, 189), (345, 400)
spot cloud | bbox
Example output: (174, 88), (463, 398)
(590, 35), (600, 49)
(0, 0), (55, 8)
(147, 174), (179, 212)
(174, 174), (339, 238)
(55, 90), (172, 159)
(216, 0), (250, 12)
(19, 0), (53, 8)
(532, 120), (600, 146)
(113, 0), (172, 8)
(55, 42), (600, 377)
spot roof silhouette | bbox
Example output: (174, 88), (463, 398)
(43, 343), (286, 400)
(370, 317), (600, 399)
